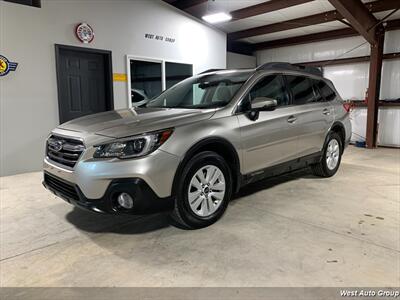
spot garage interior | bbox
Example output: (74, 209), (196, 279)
(1, 0), (399, 291)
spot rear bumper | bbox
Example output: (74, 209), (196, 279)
(43, 172), (173, 214)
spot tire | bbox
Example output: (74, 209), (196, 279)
(311, 132), (343, 177)
(171, 151), (233, 229)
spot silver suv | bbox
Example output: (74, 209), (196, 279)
(43, 63), (351, 228)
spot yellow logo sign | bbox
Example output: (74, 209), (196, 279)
(0, 55), (18, 77)
(113, 73), (127, 82)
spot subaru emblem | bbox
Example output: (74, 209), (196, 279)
(49, 140), (63, 152)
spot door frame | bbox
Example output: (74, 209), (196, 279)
(126, 55), (164, 108)
(55, 44), (114, 124)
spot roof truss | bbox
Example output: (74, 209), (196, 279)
(328, 0), (378, 44)
(254, 18), (400, 50)
(169, 0), (208, 10)
(230, 0), (314, 21)
(227, 0), (399, 41)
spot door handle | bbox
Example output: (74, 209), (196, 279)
(323, 108), (331, 115)
(287, 115), (297, 123)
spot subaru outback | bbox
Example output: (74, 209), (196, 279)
(43, 62), (351, 229)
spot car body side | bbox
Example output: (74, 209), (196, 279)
(43, 68), (351, 209)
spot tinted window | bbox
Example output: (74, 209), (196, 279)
(165, 62), (193, 89)
(249, 75), (290, 106)
(311, 80), (324, 103)
(314, 80), (336, 101)
(130, 60), (162, 104)
(285, 75), (317, 105)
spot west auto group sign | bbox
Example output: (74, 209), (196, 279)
(144, 33), (175, 44)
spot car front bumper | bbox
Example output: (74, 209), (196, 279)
(43, 149), (180, 214)
(43, 172), (173, 214)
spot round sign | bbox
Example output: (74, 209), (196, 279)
(0, 55), (18, 77)
(75, 23), (94, 44)
(0, 56), (8, 75)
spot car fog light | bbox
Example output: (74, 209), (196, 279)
(117, 193), (134, 209)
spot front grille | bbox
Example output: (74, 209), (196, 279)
(46, 135), (85, 168)
(44, 173), (79, 201)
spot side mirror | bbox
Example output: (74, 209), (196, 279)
(252, 97), (278, 111)
(248, 97), (278, 121)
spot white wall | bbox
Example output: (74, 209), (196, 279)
(0, 0), (227, 176)
(350, 108), (400, 147)
(256, 30), (400, 147)
(256, 30), (400, 100)
(227, 52), (257, 69)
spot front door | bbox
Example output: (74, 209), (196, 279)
(237, 74), (300, 174)
(55, 45), (113, 124)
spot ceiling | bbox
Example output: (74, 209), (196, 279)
(163, 0), (400, 54)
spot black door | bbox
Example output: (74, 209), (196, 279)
(55, 45), (113, 124)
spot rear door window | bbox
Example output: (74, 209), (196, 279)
(314, 80), (337, 101)
(311, 80), (324, 103)
(285, 75), (316, 105)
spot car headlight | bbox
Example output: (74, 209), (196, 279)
(94, 128), (173, 159)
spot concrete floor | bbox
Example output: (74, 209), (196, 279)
(0, 146), (399, 287)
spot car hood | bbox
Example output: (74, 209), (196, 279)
(58, 107), (216, 139)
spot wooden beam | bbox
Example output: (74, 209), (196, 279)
(364, 0), (400, 12)
(230, 0), (314, 21)
(366, 27), (385, 148)
(227, 41), (255, 56)
(296, 51), (400, 67)
(254, 28), (357, 50)
(254, 18), (400, 50)
(385, 18), (400, 30)
(228, 10), (342, 40)
(228, 0), (399, 41)
(351, 101), (400, 107)
(328, 0), (378, 44)
(171, 0), (207, 10)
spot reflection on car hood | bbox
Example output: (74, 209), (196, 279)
(58, 107), (216, 138)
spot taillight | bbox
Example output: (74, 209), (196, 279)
(343, 102), (351, 113)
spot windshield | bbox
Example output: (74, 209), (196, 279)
(146, 71), (253, 109)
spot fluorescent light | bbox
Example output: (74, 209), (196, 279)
(202, 12), (232, 24)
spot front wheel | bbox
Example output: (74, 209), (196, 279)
(311, 132), (343, 177)
(171, 151), (232, 229)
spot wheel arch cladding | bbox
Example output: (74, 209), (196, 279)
(330, 122), (346, 148)
(172, 137), (241, 196)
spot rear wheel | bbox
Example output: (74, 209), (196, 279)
(311, 132), (343, 177)
(171, 151), (232, 229)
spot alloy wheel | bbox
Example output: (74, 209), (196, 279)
(188, 165), (226, 217)
(326, 139), (340, 170)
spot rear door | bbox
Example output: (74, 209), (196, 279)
(284, 75), (334, 156)
(237, 74), (300, 174)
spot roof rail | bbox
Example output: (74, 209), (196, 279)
(199, 68), (225, 74)
(256, 62), (322, 77)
